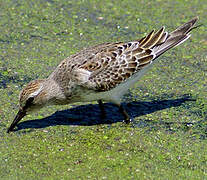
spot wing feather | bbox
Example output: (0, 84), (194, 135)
(72, 17), (198, 91)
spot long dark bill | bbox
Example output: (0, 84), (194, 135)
(7, 110), (26, 133)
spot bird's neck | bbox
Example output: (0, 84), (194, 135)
(43, 78), (67, 105)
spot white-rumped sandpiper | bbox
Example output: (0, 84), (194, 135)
(7, 17), (199, 132)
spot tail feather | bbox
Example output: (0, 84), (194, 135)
(152, 17), (199, 58)
(170, 17), (198, 36)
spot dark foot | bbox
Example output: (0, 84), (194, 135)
(123, 117), (133, 124)
(118, 104), (133, 124)
(98, 100), (106, 119)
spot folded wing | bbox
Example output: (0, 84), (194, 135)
(73, 17), (198, 91)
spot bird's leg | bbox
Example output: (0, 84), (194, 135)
(98, 100), (106, 119)
(116, 104), (132, 124)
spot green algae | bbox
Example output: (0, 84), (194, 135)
(0, 0), (207, 179)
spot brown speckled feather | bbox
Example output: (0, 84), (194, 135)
(82, 40), (155, 91)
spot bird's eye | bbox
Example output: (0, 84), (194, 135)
(27, 97), (34, 104)
(24, 97), (34, 109)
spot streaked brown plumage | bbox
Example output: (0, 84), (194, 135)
(7, 17), (199, 133)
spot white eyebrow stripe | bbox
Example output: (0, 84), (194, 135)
(29, 85), (43, 98)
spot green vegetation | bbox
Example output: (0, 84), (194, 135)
(0, 0), (206, 179)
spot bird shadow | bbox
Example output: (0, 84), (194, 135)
(15, 95), (196, 132)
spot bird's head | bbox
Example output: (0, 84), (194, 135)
(7, 79), (49, 133)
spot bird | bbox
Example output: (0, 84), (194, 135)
(7, 17), (199, 133)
